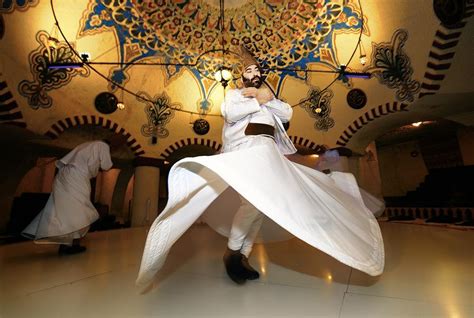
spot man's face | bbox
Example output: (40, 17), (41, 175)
(242, 64), (262, 88)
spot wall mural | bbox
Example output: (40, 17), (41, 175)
(299, 87), (335, 131)
(77, 0), (365, 114)
(0, 0), (39, 13)
(18, 30), (91, 109)
(365, 29), (420, 103)
(138, 91), (181, 141)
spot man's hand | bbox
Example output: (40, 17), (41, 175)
(255, 88), (273, 105)
(242, 87), (258, 98)
(242, 87), (273, 105)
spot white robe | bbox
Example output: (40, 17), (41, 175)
(204, 89), (296, 243)
(316, 150), (386, 217)
(136, 91), (385, 288)
(22, 141), (113, 245)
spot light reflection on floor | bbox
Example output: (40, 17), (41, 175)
(1, 222), (473, 317)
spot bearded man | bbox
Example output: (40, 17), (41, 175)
(219, 47), (296, 283)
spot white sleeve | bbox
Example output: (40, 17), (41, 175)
(221, 89), (261, 123)
(265, 98), (293, 122)
(99, 143), (113, 171)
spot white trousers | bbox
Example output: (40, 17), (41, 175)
(227, 194), (264, 257)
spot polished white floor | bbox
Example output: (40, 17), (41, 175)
(1, 222), (473, 318)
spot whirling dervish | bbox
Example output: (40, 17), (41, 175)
(136, 46), (384, 289)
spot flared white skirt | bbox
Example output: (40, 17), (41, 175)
(136, 137), (384, 288)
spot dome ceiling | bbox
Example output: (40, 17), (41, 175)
(79, 0), (362, 77)
(0, 0), (472, 156)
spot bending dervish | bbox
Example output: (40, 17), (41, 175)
(136, 47), (384, 288)
(23, 140), (115, 255)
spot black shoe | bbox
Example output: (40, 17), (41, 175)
(223, 248), (247, 284)
(58, 244), (87, 255)
(241, 256), (260, 280)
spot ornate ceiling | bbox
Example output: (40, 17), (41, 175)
(0, 0), (472, 157)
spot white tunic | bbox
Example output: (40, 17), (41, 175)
(22, 141), (113, 244)
(136, 91), (385, 289)
(221, 89), (296, 154)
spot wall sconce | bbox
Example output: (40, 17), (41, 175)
(214, 66), (232, 88)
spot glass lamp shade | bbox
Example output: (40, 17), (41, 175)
(214, 70), (222, 82)
(221, 68), (232, 81)
(48, 36), (60, 48)
(214, 68), (233, 83)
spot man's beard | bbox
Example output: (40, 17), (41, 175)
(242, 75), (263, 88)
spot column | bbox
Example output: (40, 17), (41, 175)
(130, 157), (164, 227)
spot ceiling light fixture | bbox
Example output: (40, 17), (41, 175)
(214, 66), (233, 88)
(80, 52), (90, 63)
(337, 65), (371, 83)
(358, 40), (367, 66)
(47, 22), (60, 48)
(116, 87), (125, 110)
(49, 0), (368, 115)
(47, 36), (60, 48)
(47, 62), (84, 69)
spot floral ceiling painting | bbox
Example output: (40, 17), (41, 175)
(3, 0), (470, 154)
(77, 0), (366, 114)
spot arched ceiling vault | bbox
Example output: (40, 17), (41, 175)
(0, 0), (472, 156)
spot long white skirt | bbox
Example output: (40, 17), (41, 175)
(136, 137), (385, 288)
(22, 165), (99, 245)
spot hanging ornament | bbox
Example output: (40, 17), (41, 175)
(193, 119), (210, 135)
(346, 88), (367, 109)
(95, 92), (118, 114)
